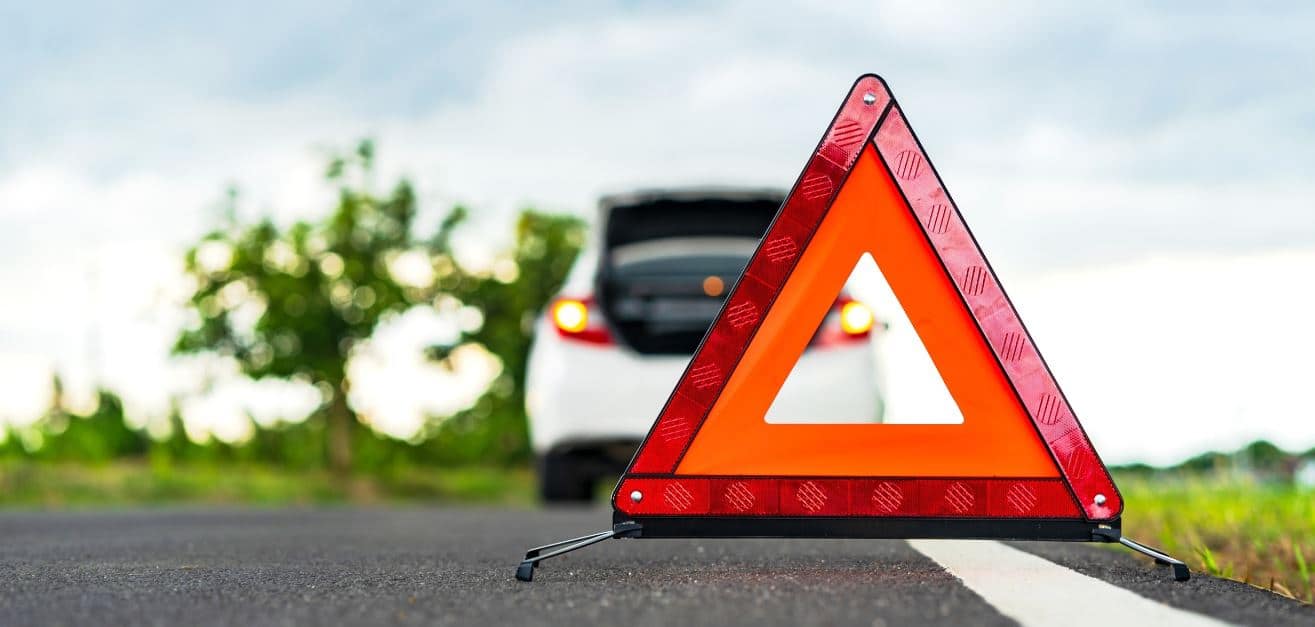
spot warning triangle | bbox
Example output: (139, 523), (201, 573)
(613, 75), (1121, 529)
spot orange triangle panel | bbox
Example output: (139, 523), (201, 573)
(613, 75), (1121, 524)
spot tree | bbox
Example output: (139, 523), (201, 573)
(175, 141), (466, 475)
(175, 140), (587, 475)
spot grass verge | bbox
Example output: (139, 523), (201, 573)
(0, 460), (535, 508)
(1118, 473), (1314, 603)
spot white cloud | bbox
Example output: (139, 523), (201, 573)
(0, 353), (56, 426)
(1013, 248), (1315, 464)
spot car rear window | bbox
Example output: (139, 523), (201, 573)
(596, 193), (784, 355)
(604, 197), (780, 250)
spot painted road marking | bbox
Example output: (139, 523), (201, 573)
(910, 540), (1228, 627)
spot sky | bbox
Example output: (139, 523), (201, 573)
(2, 1), (1314, 464)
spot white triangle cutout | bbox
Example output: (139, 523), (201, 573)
(765, 252), (964, 424)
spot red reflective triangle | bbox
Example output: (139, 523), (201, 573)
(613, 75), (1121, 525)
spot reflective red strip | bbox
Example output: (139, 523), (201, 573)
(871, 107), (1121, 521)
(616, 477), (1081, 518)
(628, 392), (702, 473)
(617, 478), (711, 516)
(627, 76), (892, 474)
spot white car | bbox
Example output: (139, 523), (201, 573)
(525, 188), (885, 502)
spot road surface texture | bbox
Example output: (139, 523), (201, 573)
(0, 507), (1308, 626)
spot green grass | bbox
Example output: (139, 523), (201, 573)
(0, 460), (535, 508)
(1117, 473), (1315, 602)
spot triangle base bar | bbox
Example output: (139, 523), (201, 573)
(513, 519), (1190, 582)
(615, 514), (1106, 540)
(615, 476), (1082, 518)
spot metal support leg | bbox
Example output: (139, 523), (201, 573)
(516, 522), (642, 582)
(1092, 527), (1190, 581)
(522, 530), (614, 561)
(1119, 536), (1191, 581)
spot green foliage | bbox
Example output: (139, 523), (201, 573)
(167, 139), (583, 473)
(35, 380), (150, 463)
(1113, 438), (1310, 484)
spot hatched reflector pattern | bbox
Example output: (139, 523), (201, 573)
(616, 477), (1081, 518)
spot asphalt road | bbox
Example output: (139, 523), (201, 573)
(0, 507), (1309, 626)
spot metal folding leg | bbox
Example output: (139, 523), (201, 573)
(516, 522), (642, 581)
(1092, 526), (1190, 581)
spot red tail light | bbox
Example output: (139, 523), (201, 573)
(550, 296), (615, 345)
(813, 296), (879, 347)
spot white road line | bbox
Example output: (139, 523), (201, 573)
(909, 540), (1229, 627)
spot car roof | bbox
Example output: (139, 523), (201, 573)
(597, 186), (786, 213)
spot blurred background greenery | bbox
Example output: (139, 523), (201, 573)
(1, 140), (584, 502)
